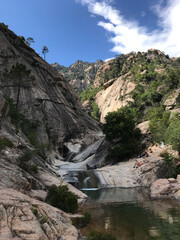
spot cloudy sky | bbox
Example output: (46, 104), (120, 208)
(1, 0), (180, 66)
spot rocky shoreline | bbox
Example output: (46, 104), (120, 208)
(150, 176), (180, 201)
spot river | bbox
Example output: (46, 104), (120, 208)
(60, 168), (180, 240)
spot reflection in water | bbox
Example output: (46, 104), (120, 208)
(81, 188), (180, 240)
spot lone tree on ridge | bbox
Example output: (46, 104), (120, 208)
(42, 46), (49, 61)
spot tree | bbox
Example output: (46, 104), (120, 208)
(1, 63), (35, 109)
(25, 37), (34, 46)
(103, 106), (137, 142)
(102, 106), (141, 161)
(165, 113), (180, 152)
(42, 46), (49, 60)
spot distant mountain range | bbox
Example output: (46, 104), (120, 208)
(52, 59), (103, 93)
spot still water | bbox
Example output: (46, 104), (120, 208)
(81, 188), (180, 240)
(61, 169), (180, 240)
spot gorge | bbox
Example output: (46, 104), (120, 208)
(1, 23), (180, 240)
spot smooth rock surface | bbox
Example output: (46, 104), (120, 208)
(95, 153), (164, 188)
(95, 75), (135, 122)
(0, 188), (83, 240)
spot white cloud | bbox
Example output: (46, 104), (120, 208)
(77, 0), (180, 57)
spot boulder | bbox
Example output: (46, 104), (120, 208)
(168, 178), (176, 183)
(150, 179), (171, 199)
(137, 121), (150, 135)
(174, 190), (180, 201)
(163, 89), (180, 110)
(177, 175), (180, 183)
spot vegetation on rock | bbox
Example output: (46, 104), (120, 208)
(102, 106), (141, 161)
(18, 149), (38, 174)
(72, 212), (92, 228)
(80, 85), (102, 120)
(160, 151), (180, 178)
(0, 136), (13, 150)
(1, 63), (35, 109)
(88, 231), (117, 240)
(46, 185), (78, 213)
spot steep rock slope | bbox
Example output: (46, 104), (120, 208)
(52, 60), (103, 93)
(0, 24), (103, 240)
(0, 24), (101, 157)
(90, 49), (180, 122)
(0, 94), (87, 240)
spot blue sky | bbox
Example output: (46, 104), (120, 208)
(0, 0), (180, 66)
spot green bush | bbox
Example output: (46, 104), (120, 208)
(0, 137), (13, 150)
(149, 108), (170, 143)
(72, 212), (92, 228)
(103, 106), (137, 142)
(46, 185), (78, 213)
(91, 101), (100, 120)
(160, 151), (180, 178)
(102, 106), (141, 161)
(165, 113), (180, 152)
(39, 215), (48, 225)
(88, 231), (117, 240)
(18, 149), (38, 174)
(79, 86), (102, 102)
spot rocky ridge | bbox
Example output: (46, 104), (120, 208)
(79, 49), (180, 122)
(52, 60), (104, 93)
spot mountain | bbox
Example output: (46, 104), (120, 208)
(52, 59), (104, 93)
(0, 23), (101, 239)
(80, 49), (180, 122)
(0, 23), (100, 151)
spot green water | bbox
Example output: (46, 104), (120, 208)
(81, 188), (180, 240)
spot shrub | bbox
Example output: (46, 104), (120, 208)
(39, 215), (48, 225)
(18, 149), (38, 174)
(72, 212), (92, 228)
(91, 101), (100, 120)
(165, 113), (180, 153)
(46, 185), (78, 213)
(79, 86), (102, 102)
(149, 108), (170, 143)
(160, 151), (180, 178)
(88, 231), (117, 240)
(0, 137), (14, 150)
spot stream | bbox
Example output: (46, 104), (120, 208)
(59, 168), (180, 240)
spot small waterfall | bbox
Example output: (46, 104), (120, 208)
(82, 176), (90, 185)
(62, 170), (99, 190)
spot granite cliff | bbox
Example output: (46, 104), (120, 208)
(0, 23), (103, 239)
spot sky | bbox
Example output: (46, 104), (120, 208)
(0, 0), (180, 66)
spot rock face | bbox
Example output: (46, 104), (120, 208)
(0, 188), (84, 240)
(52, 60), (104, 93)
(0, 23), (101, 155)
(150, 175), (180, 200)
(163, 89), (180, 110)
(95, 76), (135, 122)
(95, 148), (166, 188)
(0, 24), (101, 240)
